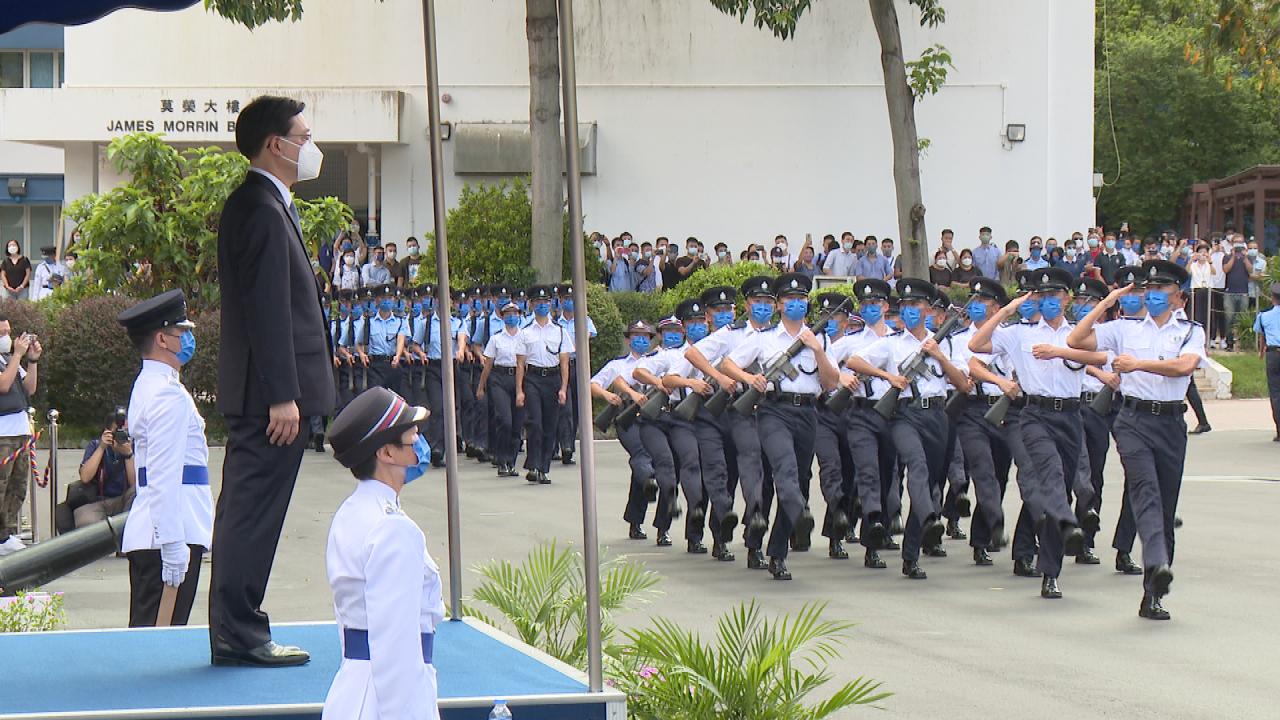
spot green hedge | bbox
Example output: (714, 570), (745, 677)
(657, 262), (778, 316)
(609, 292), (664, 325)
(581, 283), (622, 375)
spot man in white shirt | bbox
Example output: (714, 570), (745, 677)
(822, 232), (859, 277)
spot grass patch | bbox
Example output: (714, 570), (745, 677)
(1211, 352), (1269, 399)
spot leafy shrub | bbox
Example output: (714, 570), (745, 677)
(43, 295), (138, 428)
(0, 592), (66, 632)
(0, 298), (51, 340)
(185, 309), (226, 439)
(609, 291), (664, 326)
(616, 601), (889, 719)
(582, 283), (623, 375)
(657, 261), (778, 316)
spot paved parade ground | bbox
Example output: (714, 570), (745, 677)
(44, 399), (1280, 719)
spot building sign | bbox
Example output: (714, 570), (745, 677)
(105, 97), (246, 135)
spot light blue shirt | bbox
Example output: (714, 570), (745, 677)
(1254, 306), (1280, 347)
(1024, 256), (1049, 271)
(855, 254), (891, 279)
(366, 312), (407, 356)
(557, 314), (597, 358)
(971, 244), (1000, 278)
(414, 313), (465, 359)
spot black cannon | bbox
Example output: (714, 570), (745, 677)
(0, 512), (128, 596)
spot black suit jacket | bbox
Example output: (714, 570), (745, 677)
(216, 170), (335, 418)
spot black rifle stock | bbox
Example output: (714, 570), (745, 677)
(702, 360), (758, 419)
(983, 393), (1012, 426)
(731, 301), (852, 415)
(874, 312), (964, 419)
(593, 400), (624, 433)
(1089, 386), (1115, 415)
(945, 391), (967, 421)
(638, 387), (671, 421)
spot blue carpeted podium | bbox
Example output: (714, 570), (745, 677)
(0, 619), (626, 719)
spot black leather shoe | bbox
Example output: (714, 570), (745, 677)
(1013, 557), (1042, 578)
(923, 544), (947, 558)
(956, 495), (971, 518)
(431, 453), (445, 468)
(830, 510), (850, 538)
(793, 510), (815, 551)
(1115, 551), (1142, 575)
(882, 535), (901, 551)
(864, 549), (886, 569)
(768, 557), (792, 580)
(655, 532), (672, 547)
(889, 514), (904, 536)
(946, 518), (967, 540)
(312, 434), (325, 453)
(902, 560), (927, 579)
(1151, 564), (1174, 596)
(1139, 593), (1171, 620)
(1188, 423), (1211, 435)
(711, 542), (735, 562)
(643, 477), (659, 502)
(922, 517), (945, 549)
(720, 511), (739, 539)
(689, 506), (706, 530)
(561, 451), (575, 465)
(973, 547), (993, 566)
(687, 539), (708, 554)
(1075, 548), (1101, 565)
(1081, 509), (1101, 534)
(746, 549), (767, 570)
(844, 528), (858, 544)
(828, 539), (849, 559)
(666, 496), (683, 520)
(790, 535), (811, 552)
(990, 521), (1008, 550)
(1061, 524), (1086, 557)
(526, 470), (539, 483)
(863, 522), (888, 550)
(538, 470), (551, 485)
(747, 512), (768, 540)
(628, 524), (647, 540)
(465, 445), (478, 459)
(211, 638), (310, 668)
(1041, 576), (1062, 599)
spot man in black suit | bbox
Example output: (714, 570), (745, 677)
(210, 96), (336, 667)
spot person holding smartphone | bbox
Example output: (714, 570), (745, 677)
(0, 322), (40, 557)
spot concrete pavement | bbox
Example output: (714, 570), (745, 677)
(25, 405), (1280, 719)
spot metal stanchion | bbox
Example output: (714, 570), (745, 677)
(46, 410), (58, 538)
(24, 408), (37, 543)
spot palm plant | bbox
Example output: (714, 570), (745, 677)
(464, 540), (660, 670)
(616, 601), (889, 719)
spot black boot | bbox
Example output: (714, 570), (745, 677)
(711, 542), (735, 562)
(1138, 593), (1171, 620)
(655, 532), (672, 547)
(746, 549), (767, 570)
(1075, 547), (1101, 565)
(902, 560), (927, 579)
(628, 524), (647, 540)
(561, 449), (575, 465)
(1013, 557), (1041, 577)
(1115, 551), (1142, 575)
(923, 544), (947, 558)
(956, 495), (971, 518)
(863, 522), (888, 550)
(946, 518), (967, 540)
(768, 557), (792, 580)
(922, 516), (945, 548)
(973, 547), (993, 566)
(1041, 575), (1062, 599)
(313, 434), (326, 453)
(864, 548), (886, 569)
(828, 538), (848, 560)
(687, 539), (707, 555)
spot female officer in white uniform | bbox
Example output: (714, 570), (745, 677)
(323, 387), (443, 720)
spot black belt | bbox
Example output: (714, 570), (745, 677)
(852, 396), (877, 409)
(1026, 395), (1082, 412)
(494, 365), (516, 375)
(368, 354), (393, 361)
(766, 391), (817, 406)
(342, 627), (433, 663)
(899, 395), (944, 410)
(1081, 391), (1099, 404)
(1121, 397), (1187, 416)
(527, 365), (559, 377)
(968, 394), (1004, 407)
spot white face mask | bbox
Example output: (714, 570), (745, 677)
(343, 255), (355, 267)
(961, 257), (973, 268)
(281, 137), (324, 182)
(386, 250), (397, 260)
(0, 335), (11, 355)
(6, 245), (17, 256)
(408, 246), (420, 257)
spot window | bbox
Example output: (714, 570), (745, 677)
(0, 51), (64, 89)
(0, 207), (24, 256)
(0, 206), (63, 257)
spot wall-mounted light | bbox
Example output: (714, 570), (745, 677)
(6, 178), (27, 199)
(1005, 123), (1026, 143)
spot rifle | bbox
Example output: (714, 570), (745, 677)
(732, 300), (852, 415)
(874, 312), (964, 420)
(945, 391), (967, 422)
(822, 386), (853, 414)
(639, 386), (672, 420)
(1088, 386), (1115, 415)
(983, 393), (1012, 427)
(593, 399), (625, 433)
(699, 360), (759, 419)
(673, 359), (753, 422)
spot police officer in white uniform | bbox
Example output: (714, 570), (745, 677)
(1067, 259), (1205, 620)
(516, 285), (569, 485)
(591, 321), (660, 539)
(116, 289), (214, 628)
(476, 301), (526, 477)
(323, 387), (443, 719)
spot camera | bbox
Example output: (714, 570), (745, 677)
(113, 429), (130, 446)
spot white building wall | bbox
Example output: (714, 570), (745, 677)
(55, 0), (1094, 255)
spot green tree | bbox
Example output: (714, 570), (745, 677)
(64, 133), (351, 311)
(709, 0), (951, 280)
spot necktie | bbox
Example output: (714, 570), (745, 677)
(287, 202), (303, 237)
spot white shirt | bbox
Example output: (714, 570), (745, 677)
(556, 314), (597, 359)
(591, 352), (646, 390)
(29, 260), (67, 301)
(1093, 315), (1206, 401)
(0, 356), (30, 437)
(249, 167), (292, 206)
(823, 249), (858, 277)
(1209, 252), (1226, 289)
(121, 360), (212, 552)
(861, 330), (951, 399)
(637, 345), (696, 401)
(837, 325), (893, 399)
(727, 323), (823, 395)
(323, 480), (444, 720)
(692, 322), (766, 366)
(1189, 259), (1215, 289)
(950, 323), (1015, 397)
(518, 318), (568, 368)
(988, 319), (1084, 398)
(483, 328), (523, 367)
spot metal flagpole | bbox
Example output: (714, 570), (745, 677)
(557, 0), (603, 693)
(420, 0), (464, 621)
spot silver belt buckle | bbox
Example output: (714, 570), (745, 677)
(1150, 402), (1162, 416)
(1052, 397), (1064, 412)
(791, 394), (803, 406)
(920, 396), (932, 409)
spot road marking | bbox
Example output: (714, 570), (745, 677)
(1183, 476), (1280, 484)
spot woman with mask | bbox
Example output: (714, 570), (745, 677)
(952, 249), (980, 285)
(1, 241), (32, 300)
(1188, 244), (1215, 329)
(322, 387), (442, 720)
(476, 301), (527, 477)
(792, 246), (819, 280)
(928, 251), (953, 288)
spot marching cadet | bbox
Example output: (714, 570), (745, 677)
(1067, 259), (1204, 620)
(333, 289), (357, 414)
(635, 301), (713, 553)
(1100, 265), (1145, 574)
(684, 278), (777, 569)
(116, 289), (213, 627)
(969, 267), (1091, 599)
(591, 321), (662, 540)
(1070, 277), (1118, 565)
(555, 283), (597, 465)
(454, 287), (482, 460)
(420, 286), (467, 468)
(352, 287), (373, 394)
(812, 292), (859, 560)
(932, 290), (971, 549)
(516, 285), (569, 485)
(322, 387), (442, 720)
(463, 286), (494, 463)
(476, 301), (525, 477)
(633, 314), (693, 547)
(722, 273), (841, 581)
(365, 284), (408, 393)
(845, 279), (969, 580)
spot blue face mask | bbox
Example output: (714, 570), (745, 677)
(1118, 294), (1144, 316)
(459, 304), (471, 317)
(824, 320), (841, 338)
(966, 301), (988, 324)
(365, 301), (376, 314)
(925, 314), (937, 331)
(403, 435), (432, 484)
(662, 331), (684, 349)
(1039, 296), (1063, 321)
(629, 336), (651, 354)
(411, 303), (422, 314)
(423, 298), (434, 312)
(685, 322), (709, 343)
(712, 309), (734, 328)
(517, 300), (528, 312)
(397, 299), (408, 312)
(750, 303), (774, 324)
(378, 299), (394, 312)
(352, 307), (364, 320)
(859, 304), (883, 325)
(533, 302), (551, 317)
(1030, 248), (1042, 258)
(486, 300), (496, 312)
(1072, 302), (1092, 321)
(885, 317), (899, 330)
(175, 330), (196, 366)
(1018, 299), (1038, 320)
(472, 300), (482, 311)
(899, 305), (923, 330)
(503, 314), (521, 328)
(782, 299), (808, 321)
(551, 299), (560, 311)
(1144, 289), (1170, 317)
(562, 299), (574, 314)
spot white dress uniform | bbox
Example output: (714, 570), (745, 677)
(323, 480), (445, 720)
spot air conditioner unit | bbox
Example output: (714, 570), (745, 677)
(6, 178), (27, 199)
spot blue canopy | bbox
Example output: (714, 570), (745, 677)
(0, 1), (200, 35)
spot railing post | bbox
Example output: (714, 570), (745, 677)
(47, 410), (59, 538)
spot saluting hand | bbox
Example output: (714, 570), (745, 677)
(1003, 293), (1032, 318)
(266, 400), (300, 446)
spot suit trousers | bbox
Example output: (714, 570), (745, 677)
(956, 401), (1009, 545)
(556, 359), (580, 457)
(814, 406), (855, 539)
(209, 414), (308, 651)
(366, 356), (401, 394)
(890, 404), (946, 563)
(692, 406), (738, 543)
(1018, 404), (1083, 578)
(756, 402), (815, 560)
(487, 372), (520, 466)
(941, 421), (969, 521)
(128, 545), (204, 628)
(844, 405), (896, 548)
(727, 408), (771, 549)
(1076, 405), (1114, 547)
(423, 361), (447, 457)
(618, 423), (657, 526)
(1113, 406), (1186, 593)
(522, 370), (561, 474)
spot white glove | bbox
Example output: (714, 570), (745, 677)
(160, 542), (190, 587)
